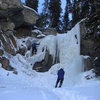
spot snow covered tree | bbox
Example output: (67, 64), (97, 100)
(49, 0), (62, 30)
(25, 0), (38, 12)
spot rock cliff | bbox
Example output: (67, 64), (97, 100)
(0, 0), (39, 70)
(80, 11), (100, 76)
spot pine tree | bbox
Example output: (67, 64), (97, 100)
(25, 0), (38, 12)
(42, 0), (50, 15)
(72, 0), (81, 26)
(49, 0), (62, 30)
(41, 0), (50, 28)
(36, 0), (51, 28)
(89, 0), (100, 14)
(63, 0), (71, 31)
(80, 0), (89, 18)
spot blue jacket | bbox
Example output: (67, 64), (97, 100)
(32, 43), (39, 48)
(57, 68), (65, 79)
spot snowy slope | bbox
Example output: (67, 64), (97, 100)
(0, 66), (100, 100)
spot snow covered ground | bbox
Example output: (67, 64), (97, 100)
(0, 23), (100, 100)
(0, 67), (100, 100)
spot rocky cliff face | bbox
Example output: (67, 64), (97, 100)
(0, 0), (39, 70)
(80, 11), (100, 75)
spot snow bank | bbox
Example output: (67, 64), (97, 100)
(23, 5), (38, 15)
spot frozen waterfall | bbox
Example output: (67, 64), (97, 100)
(10, 23), (84, 87)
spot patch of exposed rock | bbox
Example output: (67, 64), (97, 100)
(0, 0), (23, 10)
(33, 49), (53, 72)
(0, 57), (14, 71)
(80, 11), (100, 76)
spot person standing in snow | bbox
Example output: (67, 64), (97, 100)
(55, 68), (65, 88)
(32, 42), (40, 55)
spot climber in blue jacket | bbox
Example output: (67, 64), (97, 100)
(32, 42), (40, 54)
(55, 68), (65, 88)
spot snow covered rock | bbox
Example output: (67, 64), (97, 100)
(23, 6), (39, 25)
(32, 29), (42, 35)
(32, 29), (45, 38)
(83, 69), (96, 80)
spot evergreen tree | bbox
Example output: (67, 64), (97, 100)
(25, 0), (38, 12)
(72, 0), (81, 26)
(80, 0), (89, 18)
(63, 0), (71, 31)
(36, 0), (51, 28)
(89, 0), (99, 14)
(49, 0), (62, 30)
(42, 0), (50, 15)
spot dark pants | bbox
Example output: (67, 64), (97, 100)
(32, 47), (37, 54)
(55, 78), (64, 88)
